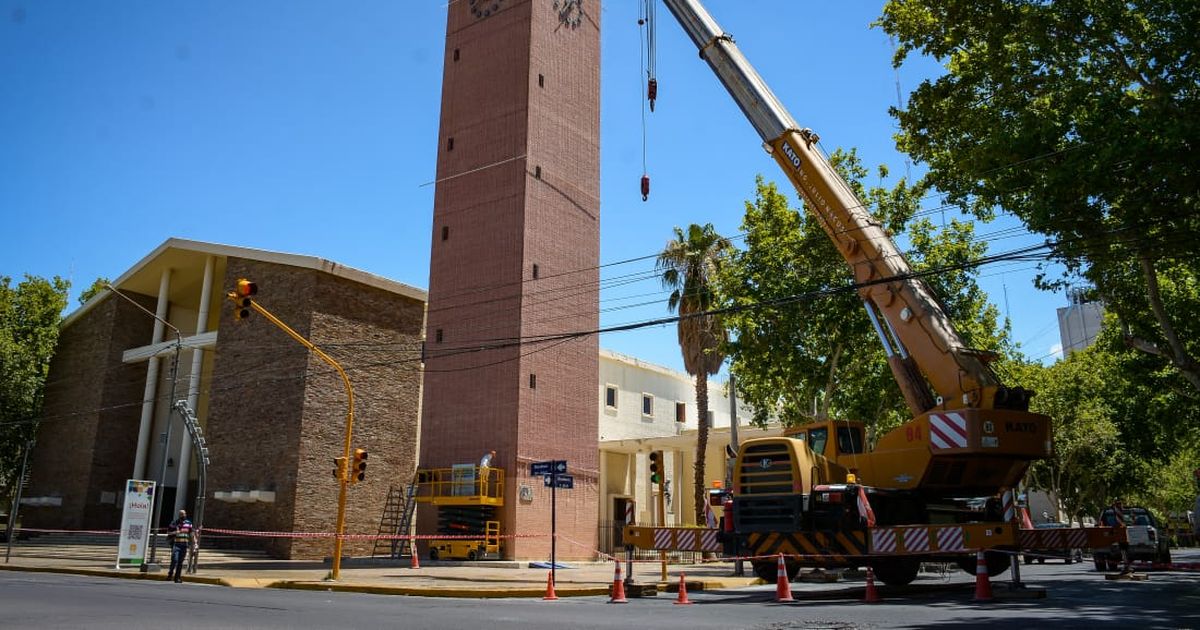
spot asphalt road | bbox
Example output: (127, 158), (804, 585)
(2, 553), (1197, 629)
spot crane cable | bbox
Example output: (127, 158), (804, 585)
(638, 0), (656, 201)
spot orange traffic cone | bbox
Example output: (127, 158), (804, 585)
(543, 571), (559, 601)
(864, 566), (881, 603)
(674, 572), (693, 605)
(609, 561), (628, 604)
(775, 553), (795, 602)
(971, 551), (994, 602)
(409, 545), (420, 570)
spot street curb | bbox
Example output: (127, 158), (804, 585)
(0, 563), (225, 586)
(269, 580), (611, 598)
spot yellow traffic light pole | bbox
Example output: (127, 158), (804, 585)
(227, 289), (356, 581)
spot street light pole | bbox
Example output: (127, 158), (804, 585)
(105, 284), (181, 572)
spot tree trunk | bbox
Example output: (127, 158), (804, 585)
(1125, 254), (1200, 392)
(818, 344), (844, 420)
(694, 373), (710, 526)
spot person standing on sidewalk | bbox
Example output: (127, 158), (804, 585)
(167, 509), (193, 583)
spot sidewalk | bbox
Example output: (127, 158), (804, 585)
(0, 550), (762, 598)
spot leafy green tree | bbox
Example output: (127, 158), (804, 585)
(1, 275), (70, 507)
(718, 150), (1015, 443)
(1017, 353), (1128, 525)
(657, 223), (731, 525)
(878, 0), (1200, 392)
(1022, 314), (1200, 522)
(77, 277), (110, 306)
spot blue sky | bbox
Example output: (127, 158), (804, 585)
(0, 1), (1071, 375)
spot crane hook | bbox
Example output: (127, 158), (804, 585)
(640, 174), (650, 202)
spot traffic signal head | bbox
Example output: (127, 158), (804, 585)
(649, 450), (661, 485)
(351, 448), (368, 483)
(333, 456), (347, 482)
(230, 278), (258, 320)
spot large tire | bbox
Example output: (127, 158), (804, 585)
(1093, 556), (1106, 572)
(954, 551), (1011, 577)
(428, 548), (439, 561)
(751, 559), (800, 582)
(873, 558), (920, 586)
(1023, 555), (1034, 565)
(467, 549), (478, 561)
(752, 561), (775, 583)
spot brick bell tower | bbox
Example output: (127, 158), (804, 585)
(419, 0), (600, 559)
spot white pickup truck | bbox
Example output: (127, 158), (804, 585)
(1092, 506), (1172, 570)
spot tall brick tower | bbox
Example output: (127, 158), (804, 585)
(419, 0), (600, 559)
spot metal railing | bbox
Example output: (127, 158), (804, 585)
(414, 466), (504, 505)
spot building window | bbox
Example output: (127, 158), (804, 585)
(534, 165), (542, 179)
(538, 73), (544, 87)
(453, 48), (460, 61)
(435, 328), (443, 343)
(447, 137), (454, 151)
(442, 226), (449, 241)
(532, 264), (539, 279)
(604, 385), (618, 410)
(529, 373), (536, 389)
(642, 393), (654, 417)
(675, 402), (687, 423)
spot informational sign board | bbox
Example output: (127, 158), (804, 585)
(116, 479), (156, 569)
(543, 474), (574, 489)
(529, 460), (567, 476)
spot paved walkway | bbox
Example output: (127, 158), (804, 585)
(0, 550), (763, 598)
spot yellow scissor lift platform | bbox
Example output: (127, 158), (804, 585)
(415, 466), (504, 560)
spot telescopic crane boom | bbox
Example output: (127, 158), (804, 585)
(661, 0), (1033, 416)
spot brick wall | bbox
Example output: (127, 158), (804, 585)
(206, 258), (423, 559)
(26, 293), (153, 530)
(421, 0), (600, 559)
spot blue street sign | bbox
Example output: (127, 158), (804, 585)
(529, 460), (568, 476)
(544, 474), (574, 489)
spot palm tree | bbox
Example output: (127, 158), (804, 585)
(657, 223), (731, 525)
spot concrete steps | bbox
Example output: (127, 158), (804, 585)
(9, 532), (270, 564)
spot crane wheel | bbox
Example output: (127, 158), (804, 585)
(955, 551), (1011, 577)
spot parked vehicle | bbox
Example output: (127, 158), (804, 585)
(1023, 522), (1084, 564)
(1093, 506), (1171, 570)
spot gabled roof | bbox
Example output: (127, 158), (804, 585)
(65, 237), (427, 328)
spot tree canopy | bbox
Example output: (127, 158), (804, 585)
(1020, 314), (1200, 522)
(1, 275), (69, 505)
(718, 150), (1016, 439)
(878, 0), (1200, 391)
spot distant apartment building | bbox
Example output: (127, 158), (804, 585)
(1057, 287), (1104, 357)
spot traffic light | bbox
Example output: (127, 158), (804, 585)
(333, 456), (347, 482)
(649, 450), (662, 485)
(232, 278), (257, 320)
(351, 448), (368, 483)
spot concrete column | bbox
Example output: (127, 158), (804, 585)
(132, 269), (171, 480)
(174, 255), (214, 513)
(597, 449), (608, 549)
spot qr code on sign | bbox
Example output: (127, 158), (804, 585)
(127, 524), (144, 541)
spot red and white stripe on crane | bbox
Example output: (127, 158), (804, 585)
(929, 412), (969, 449)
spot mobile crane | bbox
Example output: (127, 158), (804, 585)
(624, 0), (1123, 586)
